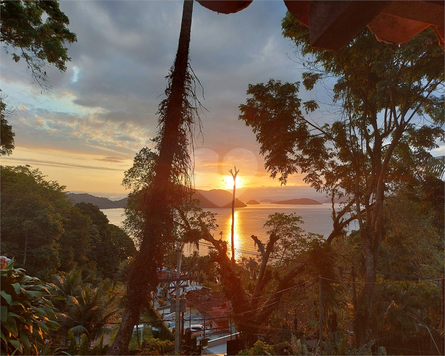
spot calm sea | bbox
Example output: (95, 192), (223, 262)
(102, 203), (346, 259)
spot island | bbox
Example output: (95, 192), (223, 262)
(246, 199), (260, 204)
(272, 198), (322, 205)
(221, 198), (247, 208)
(196, 189), (247, 208)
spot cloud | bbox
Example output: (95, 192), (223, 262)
(2, 0), (294, 155)
(3, 157), (124, 171)
(0, 0), (313, 194)
(95, 156), (128, 164)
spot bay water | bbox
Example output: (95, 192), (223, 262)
(102, 203), (344, 260)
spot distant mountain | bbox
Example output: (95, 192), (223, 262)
(67, 190), (247, 210)
(238, 186), (328, 203)
(197, 189), (246, 208)
(221, 198), (247, 208)
(67, 193), (127, 209)
(246, 199), (260, 204)
(193, 191), (220, 208)
(272, 198), (322, 205)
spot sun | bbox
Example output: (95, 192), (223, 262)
(222, 175), (244, 190)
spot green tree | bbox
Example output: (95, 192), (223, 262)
(64, 279), (122, 342)
(52, 268), (83, 301)
(372, 281), (442, 354)
(1, 166), (67, 279)
(238, 340), (277, 355)
(1, 165), (135, 281)
(0, 95), (14, 156)
(1, 0), (76, 88)
(136, 337), (174, 355)
(108, 225), (137, 267)
(1, 260), (61, 355)
(53, 270), (124, 347)
(381, 180), (444, 280)
(58, 205), (97, 276)
(121, 147), (158, 245)
(75, 202), (136, 279)
(240, 23), (444, 346)
(182, 252), (220, 286)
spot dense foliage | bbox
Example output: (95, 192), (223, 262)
(1, 165), (135, 281)
(239, 20), (444, 347)
(0, 95), (14, 156)
(1, 260), (60, 355)
(52, 270), (124, 344)
(201, 180), (442, 354)
(1, 0), (76, 88)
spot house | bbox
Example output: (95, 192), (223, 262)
(185, 288), (235, 335)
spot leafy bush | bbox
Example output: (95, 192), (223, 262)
(136, 337), (174, 355)
(1, 260), (61, 355)
(238, 340), (276, 355)
(53, 270), (123, 342)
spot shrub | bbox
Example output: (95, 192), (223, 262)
(1, 260), (61, 355)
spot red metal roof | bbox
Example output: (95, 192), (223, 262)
(197, 0), (444, 50)
(186, 289), (232, 328)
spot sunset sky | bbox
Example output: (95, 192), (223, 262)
(2, 1), (442, 201)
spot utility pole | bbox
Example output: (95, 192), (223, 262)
(318, 275), (323, 349)
(175, 243), (183, 354)
(23, 220), (31, 267)
(229, 166), (239, 263)
(441, 276), (444, 355)
(352, 266), (357, 311)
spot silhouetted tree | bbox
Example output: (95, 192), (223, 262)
(240, 22), (444, 347)
(202, 213), (334, 348)
(109, 0), (201, 353)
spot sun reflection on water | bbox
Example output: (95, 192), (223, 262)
(225, 210), (241, 261)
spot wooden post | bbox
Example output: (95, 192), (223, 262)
(352, 266), (357, 311)
(181, 305), (185, 343)
(319, 275), (323, 348)
(175, 243), (182, 354)
(136, 324), (140, 349)
(23, 221), (31, 267)
(441, 276), (444, 355)
(229, 167), (239, 263)
(23, 231), (28, 267)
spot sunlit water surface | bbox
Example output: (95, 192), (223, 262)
(102, 204), (351, 260)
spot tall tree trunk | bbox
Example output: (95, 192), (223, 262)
(354, 231), (377, 348)
(202, 231), (307, 349)
(108, 1), (194, 354)
(354, 191), (386, 347)
(353, 124), (404, 347)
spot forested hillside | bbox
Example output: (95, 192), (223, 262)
(67, 193), (128, 209)
(1, 165), (136, 280)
